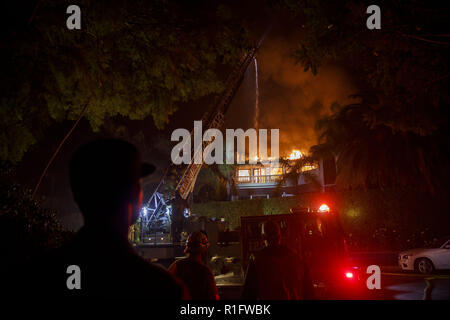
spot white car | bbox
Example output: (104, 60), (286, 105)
(398, 237), (450, 274)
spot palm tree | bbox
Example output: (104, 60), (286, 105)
(277, 156), (322, 193)
(194, 163), (237, 202)
(311, 98), (446, 192)
(193, 144), (238, 202)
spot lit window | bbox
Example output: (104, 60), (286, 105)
(301, 163), (318, 172)
(270, 167), (282, 175)
(238, 170), (250, 176)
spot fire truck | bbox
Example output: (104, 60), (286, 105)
(240, 204), (365, 299)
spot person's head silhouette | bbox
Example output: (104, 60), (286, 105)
(69, 139), (155, 236)
(184, 230), (209, 263)
(262, 220), (281, 246)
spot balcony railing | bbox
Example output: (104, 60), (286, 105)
(235, 174), (282, 184)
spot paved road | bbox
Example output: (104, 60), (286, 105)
(217, 269), (450, 300)
(370, 270), (450, 300)
(349, 253), (450, 300)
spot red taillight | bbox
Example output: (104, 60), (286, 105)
(345, 272), (354, 279)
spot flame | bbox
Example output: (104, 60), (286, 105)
(288, 150), (302, 160)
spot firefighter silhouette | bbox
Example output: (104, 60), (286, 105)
(171, 194), (188, 243)
(242, 220), (315, 299)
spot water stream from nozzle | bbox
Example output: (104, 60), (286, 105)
(254, 57), (259, 130)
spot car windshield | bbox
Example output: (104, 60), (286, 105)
(427, 237), (450, 248)
(439, 238), (450, 248)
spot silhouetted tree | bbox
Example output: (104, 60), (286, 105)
(1, 0), (250, 163)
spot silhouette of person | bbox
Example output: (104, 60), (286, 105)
(5, 139), (187, 298)
(242, 220), (315, 300)
(171, 194), (187, 244)
(168, 230), (219, 300)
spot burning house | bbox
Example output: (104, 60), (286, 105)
(229, 150), (337, 200)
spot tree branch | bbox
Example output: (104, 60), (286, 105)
(32, 99), (90, 199)
(399, 33), (450, 46)
(28, 0), (41, 25)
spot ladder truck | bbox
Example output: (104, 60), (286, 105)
(138, 46), (258, 244)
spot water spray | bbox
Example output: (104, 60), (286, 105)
(254, 57), (259, 130)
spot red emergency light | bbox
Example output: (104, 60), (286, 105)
(318, 204), (330, 213)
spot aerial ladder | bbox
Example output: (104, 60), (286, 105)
(139, 46), (259, 243)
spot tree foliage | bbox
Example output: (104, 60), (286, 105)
(193, 163), (234, 203)
(311, 99), (449, 191)
(1, 0), (250, 162)
(337, 188), (450, 251)
(278, 156), (321, 190)
(0, 164), (73, 268)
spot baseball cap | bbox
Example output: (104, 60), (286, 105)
(70, 139), (155, 206)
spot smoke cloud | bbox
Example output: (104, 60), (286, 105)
(258, 35), (356, 156)
(226, 27), (357, 158)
